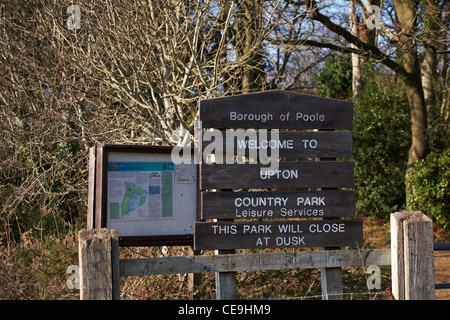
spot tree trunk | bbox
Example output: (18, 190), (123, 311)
(393, 0), (429, 197)
(240, 0), (263, 93)
(421, 46), (437, 112)
(350, 0), (362, 98)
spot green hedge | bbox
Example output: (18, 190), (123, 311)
(406, 150), (450, 230)
(353, 73), (411, 219)
(312, 55), (411, 220)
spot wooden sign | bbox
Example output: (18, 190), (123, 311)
(194, 220), (363, 250)
(200, 161), (354, 190)
(200, 90), (353, 129)
(202, 130), (352, 159)
(194, 90), (361, 251)
(201, 190), (356, 219)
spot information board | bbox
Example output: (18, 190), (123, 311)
(89, 144), (197, 246)
(194, 90), (363, 251)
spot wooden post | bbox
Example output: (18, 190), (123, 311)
(390, 212), (406, 300)
(111, 229), (120, 300)
(320, 247), (343, 300)
(79, 228), (120, 300)
(318, 139), (343, 301)
(87, 146), (96, 230)
(214, 192), (237, 300)
(215, 201), (236, 299)
(187, 247), (202, 299)
(391, 211), (435, 300)
(215, 249), (237, 299)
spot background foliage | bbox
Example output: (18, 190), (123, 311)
(407, 150), (450, 230)
(313, 56), (415, 221)
(0, 0), (448, 300)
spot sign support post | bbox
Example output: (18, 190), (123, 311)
(318, 131), (343, 300)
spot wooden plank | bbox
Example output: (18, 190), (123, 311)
(193, 220), (363, 250)
(215, 266), (236, 299)
(403, 212), (435, 300)
(119, 249), (391, 276)
(390, 212), (406, 300)
(87, 146), (96, 229)
(187, 247), (202, 299)
(201, 190), (356, 219)
(321, 266), (343, 300)
(78, 228), (113, 300)
(200, 90), (353, 130)
(94, 144), (105, 229)
(110, 229), (120, 300)
(202, 131), (353, 159)
(200, 161), (354, 189)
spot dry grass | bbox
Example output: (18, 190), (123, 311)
(0, 229), (79, 300)
(0, 219), (447, 300)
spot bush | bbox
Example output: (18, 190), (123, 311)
(353, 71), (411, 220)
(406, 150), (450, 230)
(312, 56), (411, 220)
(312, 54), (352, 100)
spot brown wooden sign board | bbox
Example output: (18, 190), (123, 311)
(202, 130), (353, 159)
(201, 190), (356, 220)
(194, 220), (363, 250)
(200, 90), (353, 130)
(200, 161), (354, 190)
(195, 90), (360, 251)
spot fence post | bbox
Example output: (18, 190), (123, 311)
(215, 249), (237, 299)
(390, 211), (435, 300)
(79, 228), (119, 300)
(320, 246), (343, 300)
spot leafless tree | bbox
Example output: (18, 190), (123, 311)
(0, 0), (316, 240)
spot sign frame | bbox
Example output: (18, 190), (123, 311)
(89, 144), (198, 246)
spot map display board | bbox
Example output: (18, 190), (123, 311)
(107, 161), (174, 221)
(89, 144), (197, 246)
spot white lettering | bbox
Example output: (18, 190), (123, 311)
(260, 169), (298, 179)
(309, 223), (345, 233)
(256, 237), (270, 246)
(243, 224), (272, 234)
(237, 139), (294, 150)
(230, 112), (273, 123)
(212, 224), (237, 234)
(277, 224), (303, 233)
(280, 207), (324, 217)
(275, 236), (305, 246)
(301, 139), (318, 149)
(296, 197), (326, 206)
(235, 208), (274, 218)
(234, 197), (288, 207)
(296, 113), (325, 122)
